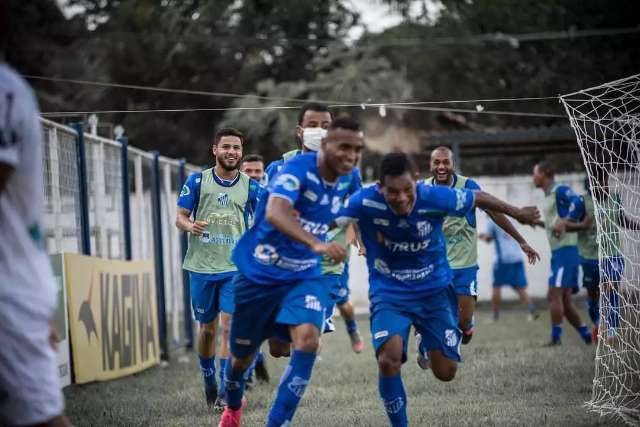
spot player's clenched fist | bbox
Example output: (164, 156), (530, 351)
(190, 220), (209, 236)
(514, 206), (540, 226)
(312, 241), (347, 264)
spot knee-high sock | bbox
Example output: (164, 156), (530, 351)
(379, 374), (408, 427)
(266, 349), (316, 427)
(224, 363), (246, 410)
(199, 355), (216, 389)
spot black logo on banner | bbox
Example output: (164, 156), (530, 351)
(78, 272), (98, 342)
(100, 272), (157, 371)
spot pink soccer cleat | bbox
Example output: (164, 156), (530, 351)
(218, 398), (247, 427)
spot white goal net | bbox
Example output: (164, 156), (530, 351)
(561, 74), (640, 425)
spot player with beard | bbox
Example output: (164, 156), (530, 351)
(428, 147), (540, 344)
(218, 118), (364, 427)
(176, 128), (261, 412)
(333, 152), (540, 427)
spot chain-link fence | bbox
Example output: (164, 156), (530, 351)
(41, 118), (199, 357)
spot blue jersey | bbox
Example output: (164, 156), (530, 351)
(231, 152), (360, 284)
(335, 182), (475, 301)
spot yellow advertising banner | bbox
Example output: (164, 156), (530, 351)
(64, 253), (160, 384)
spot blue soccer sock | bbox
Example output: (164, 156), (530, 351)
(608, 292), (621, 330)
(199, 355), (216, 389)
(527, 303), (537, 314)
(551, 325), (563, 343)
(224, 363), (247, 410)
(587, 298), (600, 327)
(266, 349), (316, 427)
(575, 323), (591, 343)
(379, 374), (408, 427)
(255, 351), (265, 364)
(244, 356), (257, 381)
(218, 358), (228, 396)
(345, 318), (358, 334)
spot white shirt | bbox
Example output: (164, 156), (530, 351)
(0, 63), (56, 312)
(486, 218), (524, 264)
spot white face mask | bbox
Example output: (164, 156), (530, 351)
(302, 127), (327, 152)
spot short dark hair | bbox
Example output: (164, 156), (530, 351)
(328, 117), (361, 133)
(297, 102), (333, 125)
(535, 160), (554, 178)
(241, 154), (264, 164)
(379, 152), (417, 183)
(214, 127), (244, 146)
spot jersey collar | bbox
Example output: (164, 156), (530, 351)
(213, 169), (240, 187)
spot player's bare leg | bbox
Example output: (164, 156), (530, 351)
(268, 337), (291, 358)
(562, 289), (592, 344)
(491, 287), (502, 321)
(547, 288), (565, 345)
(338, 301), (363, 353)
(428, 349), (457, 382)
(458, 294), (476, 344)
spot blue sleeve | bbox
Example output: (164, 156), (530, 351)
(247, 179), (264, 213)
(264, 159), (282, 184)
(555, 185), (581, 219)
(567, 195), (585, 222)
(268, 160), (305, 205)
(335, 189), (365, 227)
(177, 172), (201, 213)
(465, 178), (481, 191)
(428, 186), (475, 217)
(349, 168), (363, 195)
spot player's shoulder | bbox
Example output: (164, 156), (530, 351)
(463, 176), (481, 190)
(357, 184), (386, 209)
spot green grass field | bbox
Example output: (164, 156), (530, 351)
(64, 304), (621, 426)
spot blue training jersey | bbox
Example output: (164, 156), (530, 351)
(232, 152), (361, 285)
(335, 182), (475, 301)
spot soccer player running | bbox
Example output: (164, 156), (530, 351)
(556, 174), (640, 342)
(428, 146), (539, 344)
(334, 152), (540, 427)
(218, 118), (364, 427)
(0, 60), (71, 425)
(239, 154), (270, 383)
(263, 102), (332, 184)
(479, 217), (539, 321)
(532, 161), (592, 345)
(176, 128), (261, 411)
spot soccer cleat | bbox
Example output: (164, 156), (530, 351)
(544, 339), (562, 347)
(218, 398), (247, 427)
(205, 384), (218, 408)
(255, 360), (270, 383)
(461, 328), (474, 345)
(527, 312), (540, 322)
(213, 395), (227, 413)
(349, 330), (364, 354)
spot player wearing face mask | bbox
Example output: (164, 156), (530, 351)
(263, 103), (333, 184)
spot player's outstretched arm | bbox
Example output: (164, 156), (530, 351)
(486, 210), (540, 264)
(473, 191), (541, 226)
(266, 196), (346, 262)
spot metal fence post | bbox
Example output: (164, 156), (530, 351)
(178, 159), (193, 349)
(72, 123), (91, 256)
(119, 137), (133, 260)
(151, 151), (169, 360)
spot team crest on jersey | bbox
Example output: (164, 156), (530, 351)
(417, 221), (432, 237)
(445, 329), (458, 347)
(254, 244), (279, 265)
(287, 376), (309, 398)
(275, 173), (301, 192)
(320, 194), (330, 205)
(180, 185), (190, 197)
(217, 192), (230, 206)
(384, 397), (404, 414)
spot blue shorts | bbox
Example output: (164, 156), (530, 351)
(329, 267), (350, 306)
(451, 266), (478, 296)
(370, 285), (461, 364)
(580, 260), (599, 291)
(493, 261), (527, 288)
(603, 256), (624, 283)
(230, 274), (330, 358)
(190, 273), (236, 323)
(549, 246), (580, 288)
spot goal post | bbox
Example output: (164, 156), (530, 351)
(560, 74), (640, 425)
